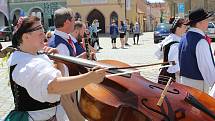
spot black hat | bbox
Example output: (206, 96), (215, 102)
(185, 8), (214, 25)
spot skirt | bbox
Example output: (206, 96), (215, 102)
(120, 33), (125, 38)
(3, 110), (28, 121)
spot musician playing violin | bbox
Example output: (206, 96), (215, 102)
(4, 16), (105, 121)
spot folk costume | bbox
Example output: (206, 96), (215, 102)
(158, 34), (181, 85)
(179, 8), (215, 97)
(5, 51), (68, 121)
(48, 29), (86, 121)
(48, 30), (85, 76)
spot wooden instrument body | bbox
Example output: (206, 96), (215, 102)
(79, 60), (215, 121)
(49, 55), (215, 121)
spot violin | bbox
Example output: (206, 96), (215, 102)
(48, 54), (215, 121)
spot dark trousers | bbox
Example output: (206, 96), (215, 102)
(111, 38), (116, 43)
(92, 32), (100, 47)
(133, 33), (139, 44)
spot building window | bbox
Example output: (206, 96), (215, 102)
(126, 0), (131, 10)
(81, 0), (107, 4)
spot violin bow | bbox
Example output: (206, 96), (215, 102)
(108, 61), (176, 70)
(157, 78), (172, 107)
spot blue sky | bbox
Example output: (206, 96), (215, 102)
(147, 0), (164, 3)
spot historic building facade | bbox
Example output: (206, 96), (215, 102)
(166, 0), (215, 22)
(1, 0), (148, 33)
(146, 2), (170, 31)
(0, 0), (9, 27)
(67, 0), (147, 33)
(0, 0), (66, 30)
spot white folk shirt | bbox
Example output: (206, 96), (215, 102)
(162, 34), (181, 74)
(7, 51), (69, 121)
(181, 28), (215, 98)
(50, 29), (78, 76)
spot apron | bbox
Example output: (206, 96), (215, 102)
(4, 110), (28, 121)
(4, 110), (57, 121)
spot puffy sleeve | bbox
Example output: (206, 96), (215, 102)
(56, 44), (70, 76)
(167, 43), (180, 73)
(56, 44), (70, 56)
(196, 39), (215, 87)
(12, 59), (61, 103)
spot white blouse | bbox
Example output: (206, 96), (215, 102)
(155, 34), (181, 73)
(7, 51), (68, 121)
(163, 34), (181, 74)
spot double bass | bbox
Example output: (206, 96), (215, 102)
(48, 53), (215, 121)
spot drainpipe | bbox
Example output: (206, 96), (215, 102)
(7, 0), (11, 26)
(7, 0), (14, 46)
(125, 0), (127, 19)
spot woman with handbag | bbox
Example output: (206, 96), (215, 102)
(158, 17), (187, 85)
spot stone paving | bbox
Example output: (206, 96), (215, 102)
(0, 32), (215, 119)
(0, 60), (13, 119)
(96, 32), (161, 81)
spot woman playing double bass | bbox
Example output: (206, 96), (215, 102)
(4, 16), (105, 121)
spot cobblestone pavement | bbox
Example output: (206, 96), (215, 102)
(1, 32), (215, 118)
(96, 32), (161, 81)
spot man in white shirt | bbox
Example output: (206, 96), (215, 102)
(179, 8), (215, 98)
(48, 8), (86, 120)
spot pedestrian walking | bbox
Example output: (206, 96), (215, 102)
(130, 22), (134, 33)
(110, 20), (119, 49)
(119, 21), (126, 49)
(124, 19), (130, 46)
(133, 22), (140, 45)
(91, 19), (103, 50)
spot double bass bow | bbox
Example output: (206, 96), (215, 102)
(48, 53), (215, 121)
